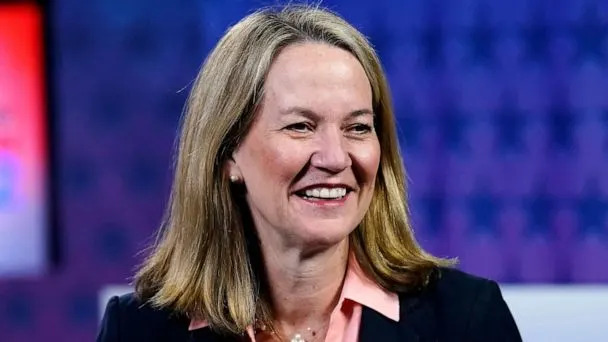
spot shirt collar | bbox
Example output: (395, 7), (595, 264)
(339, 252), (400, 321)
(188, 253), (400, 331)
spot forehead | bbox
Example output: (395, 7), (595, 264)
(261, 42), (373, 116)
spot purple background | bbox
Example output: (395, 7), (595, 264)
(1, 0), (607, 340)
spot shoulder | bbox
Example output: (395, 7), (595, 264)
(96, 292), (189, 342)
(410, 267), (502, 322)
(433, 267), (499, 303)
(404, 267), (521, 341)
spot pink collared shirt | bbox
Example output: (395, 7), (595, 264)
(189, 255), (400, 341)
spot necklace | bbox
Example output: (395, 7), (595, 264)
(289, 327), (316, 342)
(256, 321), (318, 342)
(290, 333), (306, 342)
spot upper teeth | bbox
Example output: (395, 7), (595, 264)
(304, 187), (347, 199)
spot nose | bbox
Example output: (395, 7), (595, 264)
(310, 128), (351, 173)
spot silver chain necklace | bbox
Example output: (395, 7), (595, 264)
(290, 333), (306, 342)
(289, 327), (316, 342)
(256, 322), (319, 342)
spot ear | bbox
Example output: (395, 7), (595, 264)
(224, 156), (242, 183)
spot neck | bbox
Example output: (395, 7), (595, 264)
(259, 238), (349, 338)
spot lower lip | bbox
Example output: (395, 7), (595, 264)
(296, 192), (350, 207)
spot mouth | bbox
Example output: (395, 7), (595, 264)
(293, 184), (354, 202)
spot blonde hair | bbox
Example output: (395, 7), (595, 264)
(135, 4), (452, 335)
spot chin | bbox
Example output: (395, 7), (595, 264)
(296, 221), (354, 248)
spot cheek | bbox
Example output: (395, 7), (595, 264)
(355, 141), (381, 182)
(243, 136), (308, 187)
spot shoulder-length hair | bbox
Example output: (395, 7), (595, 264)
(135, 4), (452, 335)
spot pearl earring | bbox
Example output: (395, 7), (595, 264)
(229, 175), (240, 183)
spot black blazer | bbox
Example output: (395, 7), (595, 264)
(97, 268), (521, 341)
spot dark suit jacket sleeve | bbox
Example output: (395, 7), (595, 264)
(97, 296), (121, 342)
(467, 280), (521, 341)
(96, 293), (190, 342)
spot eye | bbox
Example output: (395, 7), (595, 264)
(348, 123), (373, 134)
(285, 122), (313, 133)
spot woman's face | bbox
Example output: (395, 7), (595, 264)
(229, 42), (380, 250)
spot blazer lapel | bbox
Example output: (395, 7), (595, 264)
(359, 292), (438, 342)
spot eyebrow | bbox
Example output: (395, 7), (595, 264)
(280, 106), (375, 119)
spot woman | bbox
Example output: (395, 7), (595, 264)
(98, 5), (521, 342)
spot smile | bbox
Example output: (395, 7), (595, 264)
(294, 185), (352, 206)
(303, 187), (347, 199)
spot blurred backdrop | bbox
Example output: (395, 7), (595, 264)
(0, 0), (607, 340)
